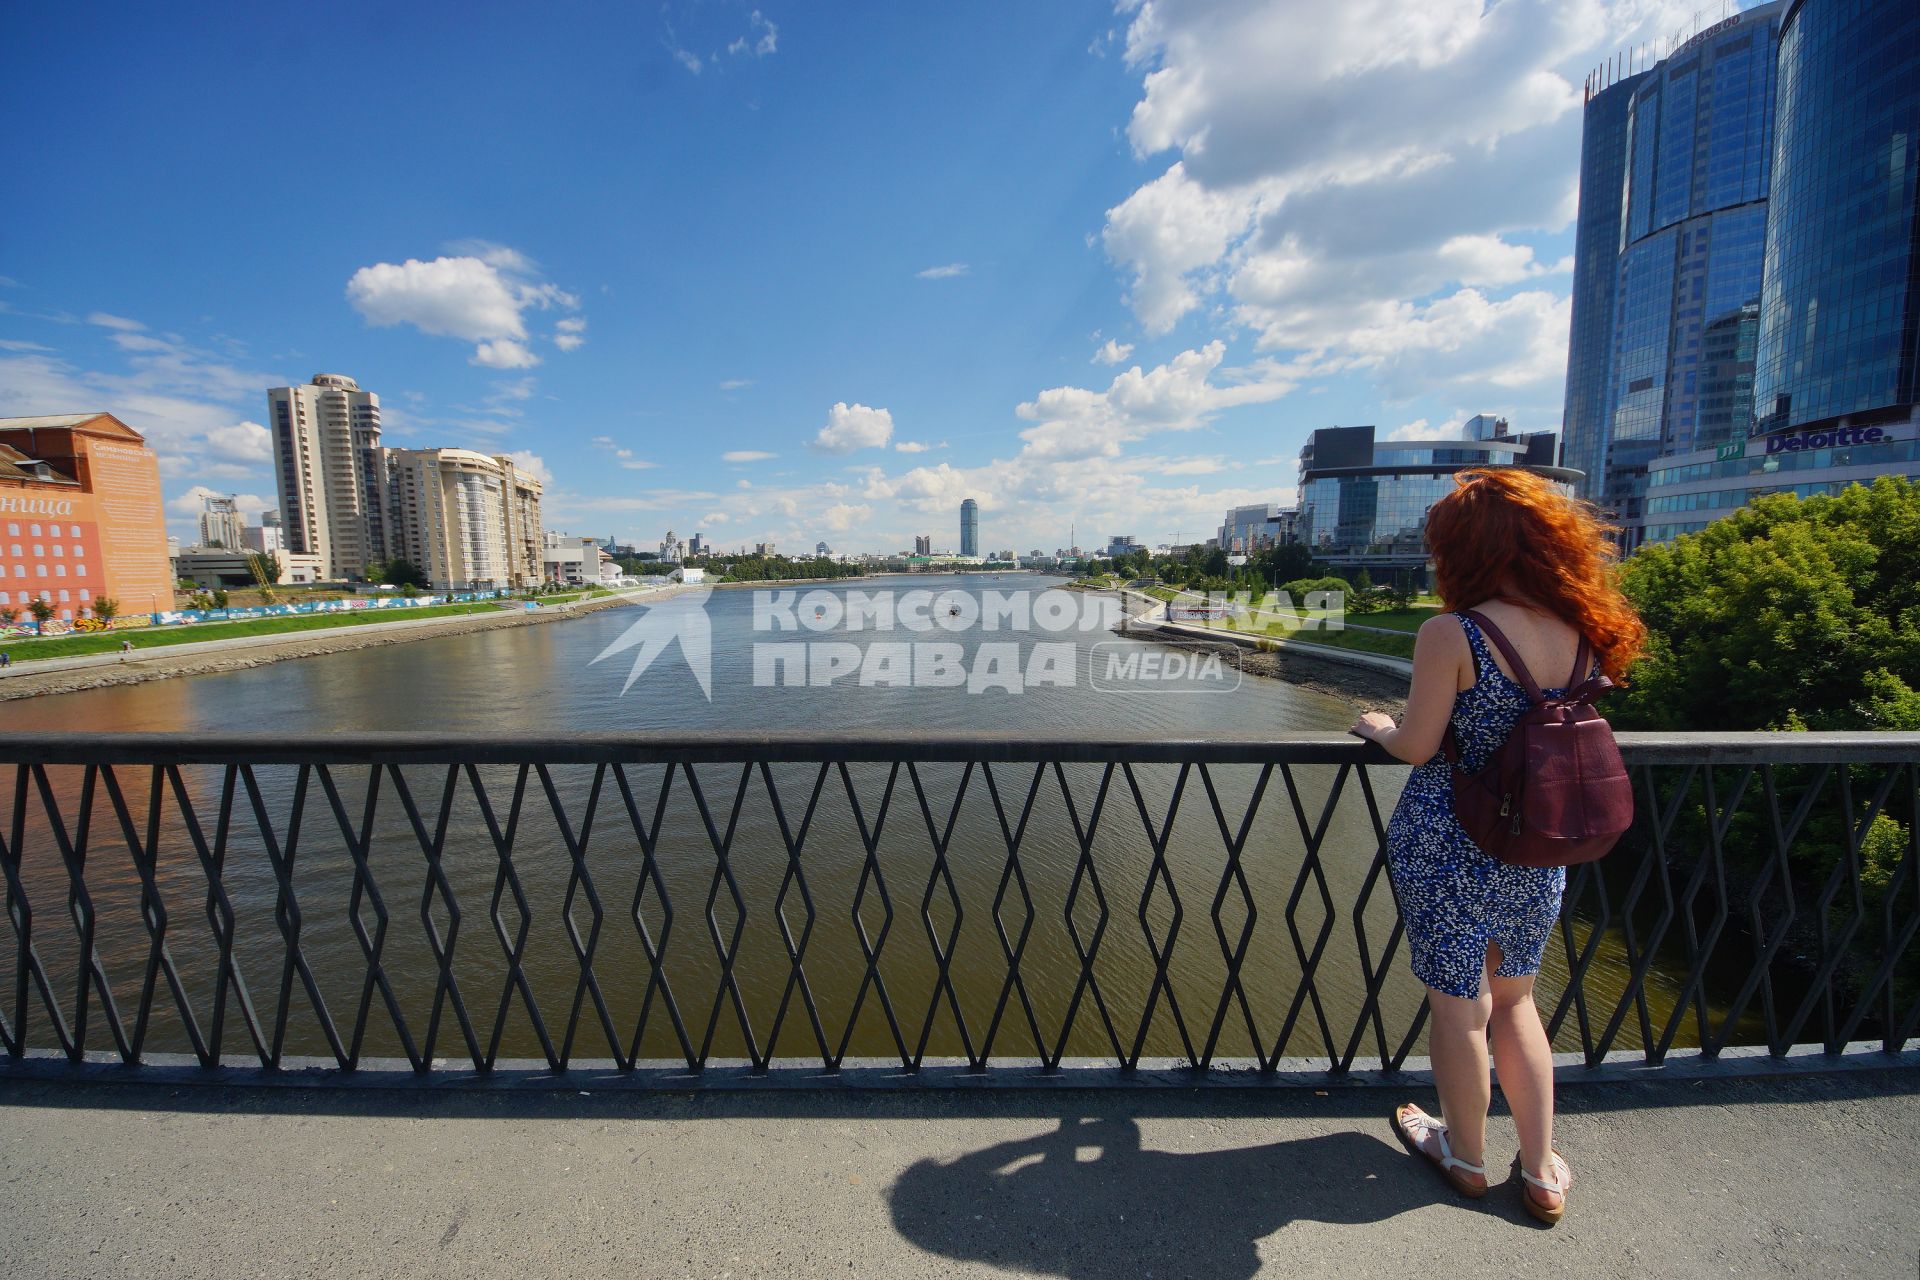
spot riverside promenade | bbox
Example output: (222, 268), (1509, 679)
(1, 1068), (1914, 1278)
(0, 584), (678, 701)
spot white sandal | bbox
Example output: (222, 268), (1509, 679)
(1517, 1149), (1573, 1225)
(1391, 1103), (1488, 1198)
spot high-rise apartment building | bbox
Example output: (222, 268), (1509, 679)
(959, 498), (978, 558)
(499, 460), (543, 589)
(1561, 4), (1785, 546)
(914, 534), (932, 556)
(1642, 0), (1920, 541)
(381, 448), (543, 591)
(197, 493), (245, 549)
(267, 373), (386, 580)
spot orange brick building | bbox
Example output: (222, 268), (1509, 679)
(0, 413), (173, 622)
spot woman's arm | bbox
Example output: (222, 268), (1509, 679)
(1349, 614), (1469, 764)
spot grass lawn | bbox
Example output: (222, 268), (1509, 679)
(1340, 606), (1440, 633)
(2, 601), (515, 663)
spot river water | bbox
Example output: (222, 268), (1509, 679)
(5, 574), (1685, 1065)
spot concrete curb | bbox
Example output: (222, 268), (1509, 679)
(5, 1043), (1911, 1093)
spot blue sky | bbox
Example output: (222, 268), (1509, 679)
(0, 0), (1717, 554)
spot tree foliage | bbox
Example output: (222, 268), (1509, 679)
(1615, 476), (1920, 731)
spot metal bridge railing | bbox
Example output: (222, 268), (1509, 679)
(1, 731), (1915, 1086)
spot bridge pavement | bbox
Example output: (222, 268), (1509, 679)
(1, 1069), (1914, 1278)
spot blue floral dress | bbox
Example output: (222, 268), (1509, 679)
(1383, 613), (1567, 1000)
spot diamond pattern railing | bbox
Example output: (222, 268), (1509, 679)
(1, 731), (1915, 1084)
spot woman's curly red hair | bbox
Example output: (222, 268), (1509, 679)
(1426, 468), (1646, 682)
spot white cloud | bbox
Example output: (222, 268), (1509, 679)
(719, 378), (754, 391)
(1103, 0), (1699, 405)
(86, 312), (145, 332)
(699, 512), (729, 525)
(167, 485), (274, 520)
(893, 440), (942, 454)
(916, 263), (969, 280)
(592, 436), (659, 469)
(1014, 341), (1300, 461)
(203, 420), (272, 462)
(501, 450), (553, 486)
(723, 450), (777, 463)
(553, 316), (586, 352)
(346, 247), (580, 368)
(1389, 416), (1455, 441)
(727, 10), (778, 56)
(821, 502), (871, 533)
(1093, 338), (1135, 365)
(471, 339), (540, 369)
(0, 340), (54, 353)
(812, 402), (894, 453)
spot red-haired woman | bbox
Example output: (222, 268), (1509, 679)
(1350, 467), (1644, 1224)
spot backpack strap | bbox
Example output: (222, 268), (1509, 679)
(1461, 609), (1544, 703)
(1568, 635), (1593, 691)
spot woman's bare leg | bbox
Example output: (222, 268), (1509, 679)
(1487, 952), (1561, 1208)
(1421, 957), (1494, 1180)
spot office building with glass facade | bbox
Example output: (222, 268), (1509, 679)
(1641, 0), (1920, 543)
(1560, 3), (1784, 548)
(1562, 67), (1647, 499)
(1296, 418), (1574, 584)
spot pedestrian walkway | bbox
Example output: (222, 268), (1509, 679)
(2, 1068), (1913, 1277)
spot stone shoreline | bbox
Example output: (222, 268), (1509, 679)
(1131, 632), (1410, 712)
(1096, 589), (1410, 713)
(0, 590), (661, 703)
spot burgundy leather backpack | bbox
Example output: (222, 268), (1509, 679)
(1445, 610), (1633, 867)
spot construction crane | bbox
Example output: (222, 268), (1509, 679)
(247, 553), (278, 602)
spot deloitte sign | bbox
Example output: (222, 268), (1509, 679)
(1718, 419), (1912, 461)
(1763, 423), (1892, 455)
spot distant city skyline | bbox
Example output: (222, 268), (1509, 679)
(0, 2), (1786, 554)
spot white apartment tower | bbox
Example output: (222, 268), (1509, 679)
(267, 373), (386, 580)
(197, 493), (246, 549)
(382, 449), (542, 591)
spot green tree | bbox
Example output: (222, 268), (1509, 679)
(382, 558), (429, 590)
(211, 589), (230, 609)
(0, 604), (19, 626)
(27, 598), (56, 625)
(90, 597), (120, 622)
(1615, 476), (1920, 731)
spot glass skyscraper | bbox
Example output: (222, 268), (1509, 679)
(1562, 68), (1646, 496)
(959, 498), (978, 558)
(1561, 3), (1784, 546)
(1642, 0), (1920, 543)
(1753, 0), (1920, 433)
